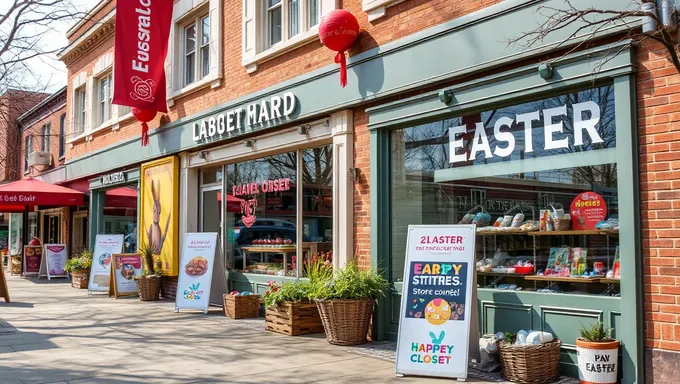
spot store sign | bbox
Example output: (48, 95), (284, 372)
(23, 245), (42, 276)
(110, 254), (143, 298)
(192, 92), (297, 142)
(395, 225), (476, 380)
(570, 192), (607, 230)
(88, 235), (124, 293)
(101, 172), (127, 186)
(449, 101), (603, 163)
(175, 233), (228, 313)
(44, 245), (68, 280)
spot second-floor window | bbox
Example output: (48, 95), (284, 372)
(59, 114), (65, 158)
(97, 73), (113, 126)
(74, 87), (86, 135)
(182, 14), (210, 87)
(265, 0), (319, 48)
(41, 124), (50, 152)
(24, 136), (31, 172)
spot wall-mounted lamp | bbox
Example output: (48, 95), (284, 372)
(198, 151), (208, 160)
(298, 124), (310, 135)
(348, 168), (360, 183)
(438, 90), (453, 104)
(538, 63), (553, 80)
(245, 139), (255, 148)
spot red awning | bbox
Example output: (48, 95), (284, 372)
(0, 178), (85, 206)
(105, 187), (137, 209)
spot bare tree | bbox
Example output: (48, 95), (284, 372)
(0, 0), (84, 181)
(509, 0), (680, 75)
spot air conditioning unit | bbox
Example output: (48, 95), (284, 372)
(28, 151), (52, 167)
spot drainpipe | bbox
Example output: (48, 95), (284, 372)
(642, 2), (657, 33)
(658, 0), (675, 26)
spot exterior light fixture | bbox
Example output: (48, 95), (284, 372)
(538, 63), (554, 79)
(438, 90), (453, 104)
(245, 139), (255, 148)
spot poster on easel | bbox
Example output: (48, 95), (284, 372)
(175, 233), (227, 314)
(395, 225), (477, 381)
(23, 246), (42, 276)
(88, 235), (124, 294)
(0, 264), (9, 302)
(44, 245), (68, 280)
(110, 254), (143, 298)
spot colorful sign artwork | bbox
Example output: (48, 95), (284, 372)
(88, 235), (124, 292)
(395, 225), (476, 380)
(140, 156), (179, 276)
(45, 245), (68, 279)
(23, 245), (42, 276)
(175, 233), (228, 314)
(111, 254), (143, 298)
(570, 192), (607, 230)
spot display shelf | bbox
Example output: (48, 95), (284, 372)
(600, 278), (621, 284)
(524, 275), (601, 283)
(477, 271), (528, 277)
(477, 230), (532, 236)
(528, 230), (618, 236)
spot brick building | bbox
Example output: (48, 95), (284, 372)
(55, 0), (680, 381)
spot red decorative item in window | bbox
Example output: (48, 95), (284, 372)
(131, 108), (157, 147)
(319, 9), (360, 87)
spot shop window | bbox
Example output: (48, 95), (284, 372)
(302, 144), (333, 275)
(41, 124), (50, 152)
(59, 114), (65, 158)
(390, 86), (620, 296)
(225, 151), (299, 276)
(201, 167), (223, 185)
(73, 86), (86, 135)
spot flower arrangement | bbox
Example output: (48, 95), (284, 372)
(64, 249), (93, 273)
(263, 280), (311, 307)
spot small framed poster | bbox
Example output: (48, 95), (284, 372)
(88, 235), (124, 294)
(23, 246), (42, 276)
(44, 244), (68, 280)
(110, 254), (143, 298)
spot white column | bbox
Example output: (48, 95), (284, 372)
(179, 153), (199, 251)
(331, 110), (354, 270)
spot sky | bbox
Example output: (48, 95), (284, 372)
(22, 0), (101, 93)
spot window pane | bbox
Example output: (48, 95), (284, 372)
(268, 0), (281, 6)
(202, 167), (223, 185)
(185, 24), (196, 53)
(308, 0), (319, 27)
(202, 189), (221, 233)
(288, 0), (299, 37)
(185, 52), (195, 85)
(268, 6), (282, 45)
(302, 145), (333, 276)
(225, 152), (298, 276)
(201, 46), (210, 78)
(201, 16), (210, 45)
(59, 114), (65, 157)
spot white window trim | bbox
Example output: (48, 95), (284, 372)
(362, 0), (405, 21)
(94, 72), (113, 130)
(243, 26), (320, 73)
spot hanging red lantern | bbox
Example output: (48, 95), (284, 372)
(131, 107), (157, 147)
(319, 9), (360, 88)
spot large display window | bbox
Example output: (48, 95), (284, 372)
(390, 86), (620, 296)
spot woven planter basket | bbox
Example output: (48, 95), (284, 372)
(136, 276), (161, 301)
(10, 256), (21, 275)
(498, 339), (562, 384)
(315, 298), (374, 346)
(70, 270), (90, 289)
(224, 294), (261, 319)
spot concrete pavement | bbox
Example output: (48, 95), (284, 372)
(0, 275), (494, 384)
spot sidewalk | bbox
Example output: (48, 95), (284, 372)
(0, 275), (524, 384)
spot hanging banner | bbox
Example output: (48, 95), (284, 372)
(44, 245), (68, 280)
(570, 191), (607, 230)
(175, 233), (228, 314)
(140, 156), (179, 276)
(23, 246), (42, 276)
(110, 254), (143, 298)
(395, 225), (477, 380)
(88, 235), (124, 293)
(112, 0), (173, 112)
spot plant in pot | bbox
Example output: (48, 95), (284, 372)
(263, 279), (324, 336)
(309, 262), (389, 346)
(135, 242), (162, 301)
(64, 249), (93, 289)
(576, 321), (619, 384)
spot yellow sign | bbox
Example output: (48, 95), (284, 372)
(140, 156), (179, 276)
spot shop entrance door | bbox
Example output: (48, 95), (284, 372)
(43, 214), (61, 244)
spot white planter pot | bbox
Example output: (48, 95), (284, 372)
(576, 338), (619, 384)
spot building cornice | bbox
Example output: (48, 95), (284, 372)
(57, 10), (115, 66)
(17, 87), (67, 128)
(65, 0), (112, 38)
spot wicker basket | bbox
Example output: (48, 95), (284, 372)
(498, 339), (562, 384)
(136, 276), (161, 301)
(224, 294), (261, 319)
(315, 299), (374, 346)
(10, 256), (21, 275)
(554, 218), (571, 232)
(70, 270), (90, 289)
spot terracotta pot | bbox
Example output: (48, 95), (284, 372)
(576, 338), (619, 384)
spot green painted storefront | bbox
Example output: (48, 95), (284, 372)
(64, 0), (643, 381)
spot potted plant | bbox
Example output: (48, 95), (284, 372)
(309, 262), (389, 346)
(135, 242), (162, 301)
(576, 321), (619, 384)
(64, 249), (93, 289)
(263, 279), (324, 336)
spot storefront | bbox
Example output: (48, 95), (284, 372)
(182, 111), (354, 290)
(88, 168), (140, 254)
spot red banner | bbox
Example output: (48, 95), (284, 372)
(113, 0), (173, 113)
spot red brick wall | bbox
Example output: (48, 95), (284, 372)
(20, 104), (67, 178)
(353, 108), (370, 269)
(65, 0), (503, 161)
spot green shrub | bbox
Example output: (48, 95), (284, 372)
(65, 249), (93, 273)
(579, 321), (614, 342)
(263, 280), (311, 308)
(308, 262), (389, 301)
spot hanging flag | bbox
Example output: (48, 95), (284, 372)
(113, 0), (173, 113)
